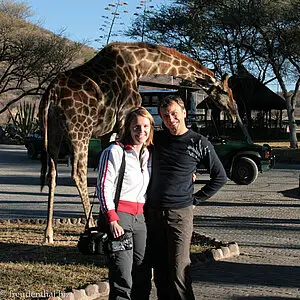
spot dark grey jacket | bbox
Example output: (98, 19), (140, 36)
(147, 129), (227, 209)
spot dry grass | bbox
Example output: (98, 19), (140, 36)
(0, 221), (108, 299)
(0, 221), (214, 300)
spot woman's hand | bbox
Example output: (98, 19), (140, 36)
(109, 221), (124, 238)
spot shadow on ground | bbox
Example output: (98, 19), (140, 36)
(278, 187), (300, 199)
(232, 297), (299, 300)
(192, 260), (300, 289)
(0, 241), (106, 267)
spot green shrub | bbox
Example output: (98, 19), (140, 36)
(7, 102), (39, 142)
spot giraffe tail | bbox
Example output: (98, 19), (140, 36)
(39, 89), (51, 192)
(40, 149), (47, 192)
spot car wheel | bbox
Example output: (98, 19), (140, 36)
(231, 156), (258, 185)
(27, 143), (37, 160)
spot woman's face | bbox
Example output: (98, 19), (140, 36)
(130, 115), (151, 146)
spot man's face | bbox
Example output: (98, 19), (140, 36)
(159, 101), (187, 135)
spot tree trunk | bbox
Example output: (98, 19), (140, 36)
(286, 100), (298, 148)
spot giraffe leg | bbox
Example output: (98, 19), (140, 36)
(72, 139), (95, 227)
(43, 118), (64, 244)
(44, 157), (56, 244)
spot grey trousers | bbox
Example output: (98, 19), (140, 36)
(145, 206), (195, 300)
(107, 212), (152, 300)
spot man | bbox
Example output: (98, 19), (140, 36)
(146, 95), (227, 300)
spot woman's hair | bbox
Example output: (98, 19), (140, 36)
(119, 106), (154, 146)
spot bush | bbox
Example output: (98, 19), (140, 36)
(7, 102), (39, 143)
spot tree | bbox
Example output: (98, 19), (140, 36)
(216, 0), (300, 148)
(127, 0), (300, 148)
(245, 0), (300, 148)
(0, 0), (93, 115)
(0, 0), (32, 19)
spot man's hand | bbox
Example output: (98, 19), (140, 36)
(192, 173), (197, 182)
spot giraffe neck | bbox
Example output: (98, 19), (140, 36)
(110, 42), (217, 87)
(83, 42), (236, 128)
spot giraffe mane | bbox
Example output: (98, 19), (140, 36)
(106, 42), (215, 78)
(156, 44), (215, 78)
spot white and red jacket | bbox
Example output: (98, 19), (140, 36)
(96, 142), (151, 223)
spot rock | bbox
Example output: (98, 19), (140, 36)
(211, 248), (224, 261)
(228, 242), (240, 256)
(72, 289), (86, 299)
(96, 281), (110, 296)
(85, 284), (100, 297)
(220, 246), (231, 258)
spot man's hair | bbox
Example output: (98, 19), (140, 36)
(119, 106), (154, 146)
(157, 95), (186, 111)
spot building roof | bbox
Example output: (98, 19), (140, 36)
(229, 65), (286, 110)
(197, 65), (286, 111)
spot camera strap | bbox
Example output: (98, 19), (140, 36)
(113, 143), (126, 211)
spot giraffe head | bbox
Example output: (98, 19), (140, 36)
(204, 75), (238, 122)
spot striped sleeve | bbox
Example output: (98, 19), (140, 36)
(96, 145), (123, 222)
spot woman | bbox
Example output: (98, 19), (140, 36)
(96, 107), (154, 300)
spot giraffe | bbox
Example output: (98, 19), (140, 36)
(39, 41), (237, 243)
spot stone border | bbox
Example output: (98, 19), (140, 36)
(0, 217), (88, 225)
(1, 218), (240, 300)
(48, 282), (109, 300)
(191, 231), (240, 264)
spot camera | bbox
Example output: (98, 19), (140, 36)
(77, 228), (108, 255)
(106, 231), (133, 253)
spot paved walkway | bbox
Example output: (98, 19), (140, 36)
(1, 145), (300, 299)
(181, 168), (300, 299)
(95, 167), (300, 300)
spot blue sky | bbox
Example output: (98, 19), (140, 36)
(21, 0), (172, 50)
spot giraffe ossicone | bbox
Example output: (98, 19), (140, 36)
(39, 42), (238, 243)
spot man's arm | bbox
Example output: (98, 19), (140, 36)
(193, 140), (227, 205)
